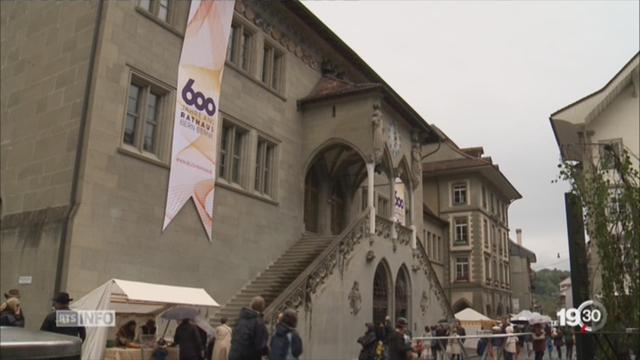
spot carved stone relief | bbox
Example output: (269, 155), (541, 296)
(348, 281), (362, 315)
(371, 103), (384, 164)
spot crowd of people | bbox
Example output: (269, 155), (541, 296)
(0, 289), (302, 360)
(1, 288), (579, 360)
(354, 315), (576, 360)
(149, 295), (303, 360)
(355, 317), (468, 360)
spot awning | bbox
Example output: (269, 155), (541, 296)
(71, 279), (219, 360)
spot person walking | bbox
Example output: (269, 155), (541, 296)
(447, 327), (462, 360)
(387, 318), (412, 360)
(229, 296), (269, 360)
(545, 326), (553, 359)
(436, 324), (449, 360)
(174, 318), (204, 360)
(40, 292), (85, 341)
(269, 309), (302, 360)
(504, 326), (518, 360)
(0, 298), (24, 327)
(358, 323), (378, 360)
(212, 317), (232, 360)
(531, 324), (546, 360)
(563, 327), (574, 360)
(553, 328), (564, 359)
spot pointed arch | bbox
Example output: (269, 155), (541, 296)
(395, 264), (412, 324)
(373, 258), (393, 325)
(303, 137), (367, 176)
(303, 139), (367, 234)
(453, 298), (472, 313)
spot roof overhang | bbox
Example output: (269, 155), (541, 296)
(550, 53), (639, 160)
(549, 119), (584, 161)
(423, 163), (522, 201)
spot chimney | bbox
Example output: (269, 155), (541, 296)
(516, 228), (522, 246)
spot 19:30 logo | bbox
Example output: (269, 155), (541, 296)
(557, 300), (607, 332)
(182, 78), (216, 116)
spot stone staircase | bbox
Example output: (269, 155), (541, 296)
(211, 234), (334, 327)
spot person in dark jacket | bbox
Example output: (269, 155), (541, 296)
(357, 323), (377, 360)
(269, 309), (302, 360)
(40, 292), (86, 341)
(0, 298), (24, 327)
(173, 318), (204, 360)
(115, 320), (137, 346)
(2, 289), (25, 327)
(229, 296), (269, 360)
(387, 318), (412, 360)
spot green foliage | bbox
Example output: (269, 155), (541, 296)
(532, 268), (570, 316)
(557, 146), (640, 358)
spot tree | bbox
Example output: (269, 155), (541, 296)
(558, 145), (639, 358)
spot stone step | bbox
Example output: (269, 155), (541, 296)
(213, 234), (338, 325)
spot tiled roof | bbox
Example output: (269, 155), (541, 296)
(299, 76), (381, 104)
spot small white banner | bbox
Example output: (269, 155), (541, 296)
(393, 178), (406, 225)
(56, 310), (116, 327)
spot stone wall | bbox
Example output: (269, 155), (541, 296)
(0, 0), (99, 329)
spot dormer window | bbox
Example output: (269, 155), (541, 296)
(452, 183), (467, 205)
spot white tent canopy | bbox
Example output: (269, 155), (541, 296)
(511, 310), (551, 324)
(71, 279), (219, 360)
(455, 307), (493, 322)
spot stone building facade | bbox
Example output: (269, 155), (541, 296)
(1, 1), (454, 358)
(421, 130), (522, 318)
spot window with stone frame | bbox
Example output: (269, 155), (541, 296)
(426, 231), (432, 256)
(361, 187), (369, 211)
(491, 193), (496, 213)
(377, 195), (390, 218)
(218, 121), (248, 185)
(255, 137), (276, 196)
(483, 219), (489, 249)
(227, 21), (255, 73)
(438, 236), (443, 262)
(123, 76), (168, 156)
(452, 183), (467, 205)
(485, 256), (491, 281)
(608, 187), (624, 217)
(138, 0), (172, 23)
(482, 186), (487, 208)
(261, 42), (284, 92)
(599, 139), (623, 170)
(455, 257), (470, 281)
(453, 217), (469, 245)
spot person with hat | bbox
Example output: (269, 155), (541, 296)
(40, 292), (86, 342)
(1, 289), (25, 327)
(387, 317), (412, 360)
(0, 298), (24, 327)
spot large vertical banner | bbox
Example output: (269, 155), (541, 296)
(163, 0), (235, 241)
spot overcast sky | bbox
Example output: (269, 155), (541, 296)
(304, 1), (639, 271)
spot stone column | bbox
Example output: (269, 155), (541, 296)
(366, 162), (375, 235)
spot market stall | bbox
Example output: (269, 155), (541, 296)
(455, 307), (497, 349)
(71, 279), (219, 360)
